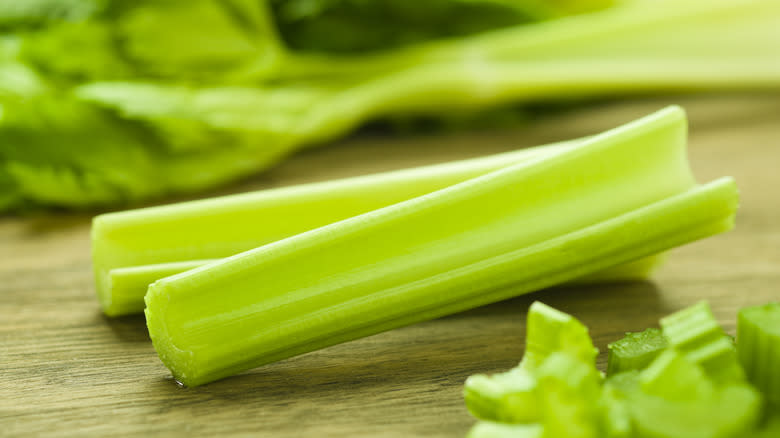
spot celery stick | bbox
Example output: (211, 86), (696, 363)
(107, 260), (218, 314)
(660, 301), (745, 383)
(112, 251), (661, 317)
(737, 302), (780, 404)
(92, 139), (658, 316)
(93, 140), (572, 316)
(145, 107), (739, 386)
(607, 328), (667, 375)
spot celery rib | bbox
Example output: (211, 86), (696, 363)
(144, 107), (739, 386)
(93, 138), (658, 316)
(93, 141), (572, 315)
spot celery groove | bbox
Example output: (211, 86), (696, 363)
(92, 140), (658, 316)
(143, 106), (739, 386)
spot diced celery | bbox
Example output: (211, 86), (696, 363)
(660, 301), (745, 383)
(535, 352), (603, 438)
(737, 302), (780, 404)
(145, 107), (740, 386)
(638, 349), (715, 402)
(628, 384), (762, 438)
(601, 372), (637, 438)
(464, 300), (598, 423)
(467, 422), (543, 438)
(522, 302), (597, 371)
(607, 328), (667, 375)
(464, 368), (539, 423)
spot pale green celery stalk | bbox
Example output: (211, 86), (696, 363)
(93, 141), (569, 316)
(95, 139), (662, 316)
(145, 107), (739, 386)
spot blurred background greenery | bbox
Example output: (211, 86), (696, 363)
(0, 0), (777, 212)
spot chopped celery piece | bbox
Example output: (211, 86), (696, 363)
(738, 302), (780, 404)
(660, 301), (745, 383)
(145, 107), (740, 386)
(607, 328), (668, 375)
(464, 368), (539, 423)
(638, 349), (714, 401)
(522, 301), (597, 370)
(628, 383), (762, 438)
(535, 352), (603, 438)
(601, 372), (637, 438)
(93, 139), (658, 316)
(467, 422), (543, 438)
(464, 300), (598, 423)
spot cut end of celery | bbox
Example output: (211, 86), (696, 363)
(467, 422), (543, 438)
(463, 369), (539, 423)
(607, 328), (668, 375)
(738, 302), (780, 404)
(523, 302), (597, 370)
(660, 300), (745, 383)
(144, 281), (195, 386)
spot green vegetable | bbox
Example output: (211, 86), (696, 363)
(607, 328), (668, 375)
(464, 301), (597, 423)
(464, 300), (775, 438)
(465, 302), (604, 437)
(660, 301), (745, 383)
(467, 422), (543, 438)
(464, 368), (540, 424)
(628, 382), (762, 438)
(2, 0), (778, 211)
(144, 106), (739, 386)
(738, 302), (780, 404)
(93, 139), (659, 316)
(631, 350), (762, 438)
(521, 302), (598, 370)
(534, 352), (603, 438)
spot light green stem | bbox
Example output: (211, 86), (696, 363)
(143, 107), (739, 386)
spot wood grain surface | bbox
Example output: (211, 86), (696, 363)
(1, 95), (779, 437)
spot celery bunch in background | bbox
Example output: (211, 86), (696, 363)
(1, 0), (779, 212)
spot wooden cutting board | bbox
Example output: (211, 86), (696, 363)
(2, 95), (779, 437)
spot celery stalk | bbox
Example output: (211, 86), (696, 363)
(93, 141), (572, 315)
(144, 106), (739, 386)
(93, 139), (660, 316)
